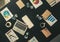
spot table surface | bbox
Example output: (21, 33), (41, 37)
(0, 0), (60, 42)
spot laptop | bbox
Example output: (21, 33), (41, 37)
(13, 19), (27, 35)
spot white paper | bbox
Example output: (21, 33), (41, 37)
(1, 7), (13, 21)
(5, 29), (19, 42)
(29, 0), (43, 9)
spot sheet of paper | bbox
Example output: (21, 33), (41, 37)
(29, 0), (43, 9)
(5, 29), (19, 42)
(41, 10), (57, 26)
(28, 36), (38, 42)
(1, 7), (13, 21)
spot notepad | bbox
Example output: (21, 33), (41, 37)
(41, 28), (51, 38)
(16, 0), (25, 9)
(22, 15), (34, 29)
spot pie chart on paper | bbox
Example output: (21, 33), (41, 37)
(32, 0), (39, 4)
